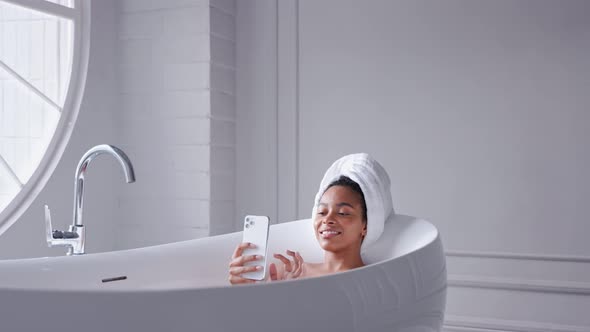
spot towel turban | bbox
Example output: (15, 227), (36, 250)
(311, 153), (394, 252)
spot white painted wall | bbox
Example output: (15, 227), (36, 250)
(236, 0), (590, 330)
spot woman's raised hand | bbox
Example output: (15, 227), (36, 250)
(228, 242), (263, 285)
(269, 250), (305, 281)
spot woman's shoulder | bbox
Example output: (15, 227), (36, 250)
(304, 262), (322, 270)
(272, 261), (321, 278)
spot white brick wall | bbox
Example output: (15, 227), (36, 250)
(157, 35), (210, 64)
(210, 5), (235, 41)
(162, 7), (209, 39)
(172, 145), (210, 172)
(210, 64), (235, 94)
(210, 0), (235, 15)
(157, 91), (210, 118)
(211, 90), (235, 119)
(211, 36), (235, 68)
(115, 0), (236, 249)
(210, 200), (235, 235)
(209, 0), (236, 235)
(163, 63), (210, 90)
(120, 0), (208, 13)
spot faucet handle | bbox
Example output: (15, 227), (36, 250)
(44, 204), (80, 254)
(44, 204), (54, 246)
(45, 205), (78, 245)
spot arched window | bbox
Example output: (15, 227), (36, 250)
(0, 0), (90, 234)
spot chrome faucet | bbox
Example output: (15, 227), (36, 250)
(45, 144), (135, 255)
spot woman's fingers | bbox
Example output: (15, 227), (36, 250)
(231, 242), (256, 259)
(228, 274), (256, 285)
(228, 242), (264, 285)
(228, 263), (262, 285)
(229, 265), (263, 276)
(286, 250), (300, 274)
(289, 251), (303, 277)
(273, 253), (293, 272)
(269, 263), (279, 281)
(293, 251), (304, 277)
(295, 251), (304, 264)
(229, 254), (261, 268)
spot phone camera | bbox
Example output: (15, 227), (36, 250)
(250, 221), (255, 225)
(245, 224), (250, 228)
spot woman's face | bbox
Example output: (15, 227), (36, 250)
(313, 185), (367, 253)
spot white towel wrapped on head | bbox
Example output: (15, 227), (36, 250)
(311, 153), (395, 253)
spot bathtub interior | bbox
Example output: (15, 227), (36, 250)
(266, 213), (439, 266)
(0, 214), (438, 291)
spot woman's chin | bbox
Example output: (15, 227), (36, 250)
(318, 238), (363, 253)
(318, 240), (344, 252)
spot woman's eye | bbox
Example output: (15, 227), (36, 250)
(317, 211), (326, 216)
(338, 212), (350, 216)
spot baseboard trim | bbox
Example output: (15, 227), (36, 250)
(446, 250), (590, 263)
(447, 274), (590, 295)
(444, 315), (589, 332)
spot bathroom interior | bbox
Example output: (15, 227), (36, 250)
(0, 0), (589, 331)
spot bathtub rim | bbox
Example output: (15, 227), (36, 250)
(0, 215), (442, 294)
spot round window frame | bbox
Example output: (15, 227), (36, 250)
(0, 0), (91, 235)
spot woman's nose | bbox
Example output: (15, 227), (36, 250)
(322, 212), (336, 224)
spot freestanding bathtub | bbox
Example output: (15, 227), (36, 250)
(0, 214), (446, 332)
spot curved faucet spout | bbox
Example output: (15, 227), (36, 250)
(73, 144), (135, 229)
(44, 144), (135, 255)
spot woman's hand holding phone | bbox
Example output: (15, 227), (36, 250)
(228, 242), (264, 285)
(228, 213), (304, 284)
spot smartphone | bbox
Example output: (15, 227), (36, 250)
(241, 215), (270, 281)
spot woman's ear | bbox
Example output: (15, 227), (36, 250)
(362, 223), (367, 236)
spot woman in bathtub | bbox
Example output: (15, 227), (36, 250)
(228, 153), (394, 284)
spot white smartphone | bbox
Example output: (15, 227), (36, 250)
(241, 215), (270, 281)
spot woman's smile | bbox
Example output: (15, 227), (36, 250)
(319, 229), (342, 239)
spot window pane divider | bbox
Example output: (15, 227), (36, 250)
(1, 0), (76, 20)
(0, 154), (24, 188)
(0, 60), (62, 113)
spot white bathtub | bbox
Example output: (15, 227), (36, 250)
(0, 214), (446, 332)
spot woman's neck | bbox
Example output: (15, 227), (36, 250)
(322, 250), (365, 273)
